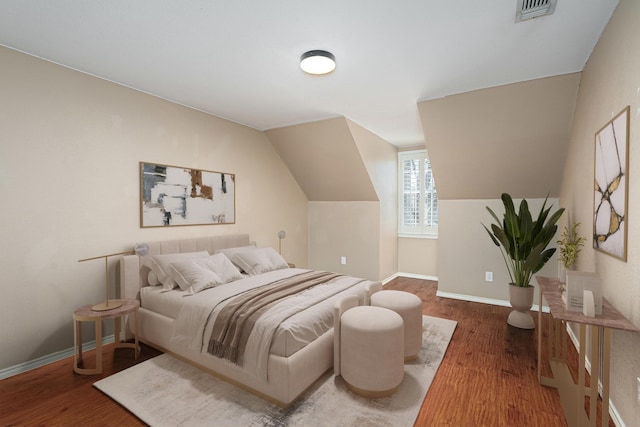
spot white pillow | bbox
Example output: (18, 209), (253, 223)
(201, 253), (244, 284)
(167, 253), (243, 293)
(261, 247), (289, 270)
(232, 249), (271, 276)
(214, 245), (257, 271)
(147, 271), (160, 286)
(232, 247), (289, 276)
(167, 260), (223, 294)
(144, 251), (209, 290)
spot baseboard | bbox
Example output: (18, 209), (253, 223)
(564, 326), (625, 427)
(435, 290), (550, 313)
(0, 334), (115, 381)
(393, 272), (439, 282)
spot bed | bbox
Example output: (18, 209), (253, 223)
(119, 234), (379, 406)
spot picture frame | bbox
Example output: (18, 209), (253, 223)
(593, 106), (629, 261)
(140, 162), (235, 228)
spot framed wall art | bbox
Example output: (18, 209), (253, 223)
(140, 162), (235, 228)
(593, 106), (630, 261)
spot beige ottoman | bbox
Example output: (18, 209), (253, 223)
(339, 306), (404, 397)
(371, 290), (423, 361)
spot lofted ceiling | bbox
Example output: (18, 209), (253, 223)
(0, 1), (618, 146)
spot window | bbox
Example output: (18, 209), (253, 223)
(398, 150), (438, 237)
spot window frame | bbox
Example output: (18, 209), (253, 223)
(398, 149), (438, 238)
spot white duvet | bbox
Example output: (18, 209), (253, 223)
(170, 268), (369, 380)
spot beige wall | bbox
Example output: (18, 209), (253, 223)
(437, 198), (559, 305)
(267, 117), (398, 281)
(0, 46), (308, 371)
(418, 73), (580, 200)
(266, 118), (378, 201)
(347, 120), (398, 280)
(398, 238), (438, 278)
(308, 202), (380, 280)
(559, 1), (640, 423)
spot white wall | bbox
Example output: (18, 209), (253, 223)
(0, 46), (308, 371)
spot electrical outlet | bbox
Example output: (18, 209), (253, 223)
(485, 271), (493, 282)
(341, 256), (347, 265)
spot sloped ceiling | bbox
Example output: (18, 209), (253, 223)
(418, 73), (581, 200)
(266, 117), (379, 201)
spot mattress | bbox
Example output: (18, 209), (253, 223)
(141, 269), (370, 358)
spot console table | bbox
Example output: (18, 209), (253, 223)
(536, 276), (639, 427)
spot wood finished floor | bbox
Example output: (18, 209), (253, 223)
(0, 276), (613, 426)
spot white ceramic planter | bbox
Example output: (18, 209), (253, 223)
(507, 284), (535, 329)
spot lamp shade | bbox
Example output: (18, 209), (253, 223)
(300, 50), (336, 75)
(278, 230), (286, 254)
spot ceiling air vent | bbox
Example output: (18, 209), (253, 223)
(515, 0), (557, 22)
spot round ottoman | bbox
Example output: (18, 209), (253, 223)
(371, 290), (423, 361)
(340, 306), (404, 397)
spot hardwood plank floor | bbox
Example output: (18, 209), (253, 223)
(0, 277), (613, 426)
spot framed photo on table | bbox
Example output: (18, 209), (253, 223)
(593, 106), (629, 261)
(140, 162), (235, 228)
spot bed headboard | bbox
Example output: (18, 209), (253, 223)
(119, 234), (251, 301)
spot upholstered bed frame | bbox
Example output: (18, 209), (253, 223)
(119, 234), (341, 407)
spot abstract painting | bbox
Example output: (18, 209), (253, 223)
(593, 106), (629, 261)
(140, 162), (235, 227)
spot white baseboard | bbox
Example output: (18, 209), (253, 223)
(390, 272), (438, 282)
(0, 334), (115, 381)
(435, 290), (550, 313)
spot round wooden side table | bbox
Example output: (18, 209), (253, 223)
(72, 299), (139, 375)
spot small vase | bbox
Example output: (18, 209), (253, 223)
(507, 284), (535, 329)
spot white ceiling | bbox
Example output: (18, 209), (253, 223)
(0, 0), (618, 146)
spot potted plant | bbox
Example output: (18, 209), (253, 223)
(483, 193), (564, 329)
(557, 222), (586, 278)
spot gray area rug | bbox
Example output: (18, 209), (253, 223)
(94, 315), (456, 427)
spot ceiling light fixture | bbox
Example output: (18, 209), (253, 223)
(300, 50), (336, 75)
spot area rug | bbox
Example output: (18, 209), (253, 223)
(94, 315), (456, 427)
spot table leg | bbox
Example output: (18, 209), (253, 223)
(538, 287), (543, 382)
(95, 319), (102, 374)
(74, 319), (82, 368)
(562, 320), (568, 362)
(115, 316), (121, 344)
(134, 308), (139, 359)
(589, 325), (600, 427)
(602, 328), (611, 427)
(577, 323), (586, 426)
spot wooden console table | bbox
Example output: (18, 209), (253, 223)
(536, 276), (639, 427)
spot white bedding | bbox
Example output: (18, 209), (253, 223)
(162, 268), (369, 379)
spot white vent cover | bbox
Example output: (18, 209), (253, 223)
(516, 0), (557, 22)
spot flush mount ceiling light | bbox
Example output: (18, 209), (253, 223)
(300, 50), (336, 75)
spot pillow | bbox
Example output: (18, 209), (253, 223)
(143, 251), (209, 290)
(167, 260), (223, 294)
(214, 245), (257, 271)
(232, 249), (271, 276)
(167, 253), (244, 293)
(261, 247), (289, 270)
(147, 271), (160, 286)
(232, 247), (289, 276)
(200, 253), (244, 284)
